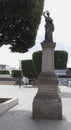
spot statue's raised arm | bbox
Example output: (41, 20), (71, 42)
(43, 11), (50, 18)
(43, 11), (54, 42)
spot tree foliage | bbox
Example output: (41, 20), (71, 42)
(54, 50), (68, 69)
(21, 60), (36, 79)
(33, 50), (68, 75)
(32, 51), (42, 76)
(0, 0), (44, 53)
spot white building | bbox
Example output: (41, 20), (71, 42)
(0, 64), (10, 71)
(0, 64), (18, 85)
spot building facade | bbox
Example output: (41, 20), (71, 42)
(55, 68), (71, 86)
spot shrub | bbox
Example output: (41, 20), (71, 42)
(0, 70), (10, 74)
(11, 70), (22, 78)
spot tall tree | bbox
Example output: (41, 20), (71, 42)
(0, 0), (44, 53)
(54, 50), (68, 69)
(21, 60), (36, 79)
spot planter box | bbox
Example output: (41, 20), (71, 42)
(0, 98), (19, 114)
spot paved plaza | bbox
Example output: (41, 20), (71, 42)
(0, 85), (71, 130)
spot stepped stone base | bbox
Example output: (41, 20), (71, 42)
(33, 94), (62, 119)
(32, 72), (62, 119)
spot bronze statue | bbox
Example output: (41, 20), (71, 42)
(43, 11), (54, 42)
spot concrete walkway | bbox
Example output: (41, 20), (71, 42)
(0, 85), (71, 130)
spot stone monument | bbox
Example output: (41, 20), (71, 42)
(32, 11), (62, 119)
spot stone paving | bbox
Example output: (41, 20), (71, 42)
(0, 85), (71, 130)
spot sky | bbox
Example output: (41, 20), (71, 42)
(0, 0), (71, 68)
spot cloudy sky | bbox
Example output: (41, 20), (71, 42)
(0, 0), (71, 68)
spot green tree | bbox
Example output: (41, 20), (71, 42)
(33, 51), (42, 76)
(21, 60), (36, 79)
(0, 0), (44, 53)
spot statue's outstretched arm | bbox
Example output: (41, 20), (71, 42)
(43, 11), (49, 18)
(43, 11), (48, 18)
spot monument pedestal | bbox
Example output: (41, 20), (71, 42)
(32, 41), (62, 119)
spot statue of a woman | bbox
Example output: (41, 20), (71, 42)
(43, 11), (54, 42)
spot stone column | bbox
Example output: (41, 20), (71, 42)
(32, 41), (62, 119)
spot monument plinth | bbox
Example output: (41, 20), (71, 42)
(32, 11), (62, 119)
